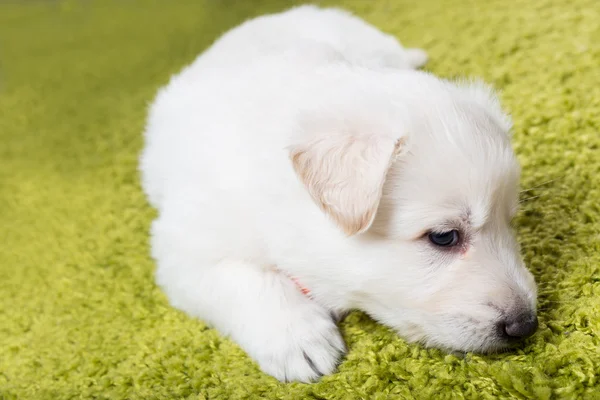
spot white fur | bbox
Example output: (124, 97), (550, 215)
(139, 5), (538, 382)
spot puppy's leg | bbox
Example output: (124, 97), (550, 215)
(157, 259), (346, 382)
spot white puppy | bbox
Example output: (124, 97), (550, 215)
(139, 5), (538, 382)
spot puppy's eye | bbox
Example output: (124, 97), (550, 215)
(428, 230), (460, 247)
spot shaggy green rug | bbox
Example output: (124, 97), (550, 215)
(1, 0), (599, 398)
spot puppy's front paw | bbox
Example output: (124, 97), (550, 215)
(254, 304), (346, 383)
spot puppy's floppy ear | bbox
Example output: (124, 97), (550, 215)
(290, 134), (404, 236)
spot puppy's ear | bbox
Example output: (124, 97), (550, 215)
(290, 134), (404, 236)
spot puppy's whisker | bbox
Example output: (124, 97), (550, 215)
(538, 296), (578, 300)
(539, 300), (578, 304)
(519, 176), (564, 193)
(538, 292), (575, 296)
(519, 195), (543, 203)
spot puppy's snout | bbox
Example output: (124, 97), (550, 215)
(499, 312), (538, 340)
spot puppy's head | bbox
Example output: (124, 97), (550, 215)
(290, 79), (538, 353)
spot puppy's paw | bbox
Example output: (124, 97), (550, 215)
(254, 304), (346, 383)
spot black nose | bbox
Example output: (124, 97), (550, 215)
(501, 313), (538, 339)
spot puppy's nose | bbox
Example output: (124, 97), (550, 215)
(501, 312), (538, 339)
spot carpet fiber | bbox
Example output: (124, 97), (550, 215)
(1, 0), (599, 398)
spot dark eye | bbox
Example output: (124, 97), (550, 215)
(428, 230), (460, 247)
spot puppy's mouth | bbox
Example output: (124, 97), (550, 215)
(459, 315), (538, 354)
(413, 307), (539, 354)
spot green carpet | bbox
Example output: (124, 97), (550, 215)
(1, 0), (599, 398)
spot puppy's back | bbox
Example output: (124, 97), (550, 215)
(186, 5), (414, 71)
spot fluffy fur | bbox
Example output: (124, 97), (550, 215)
(139, 5), (538, 382)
